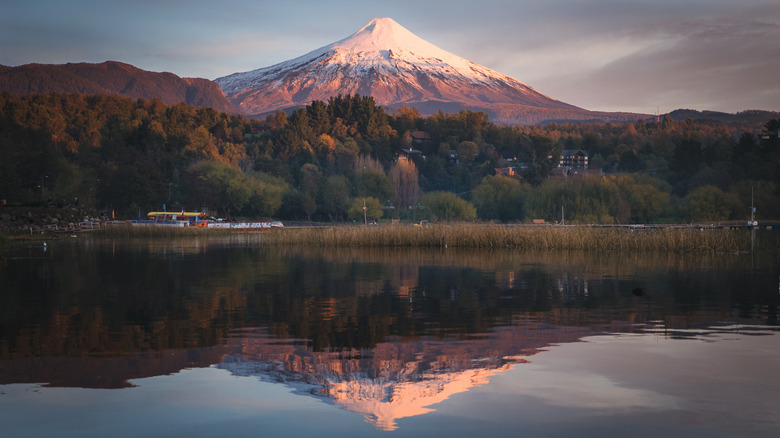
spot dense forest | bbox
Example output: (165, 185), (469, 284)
(1, 91), (778, 224)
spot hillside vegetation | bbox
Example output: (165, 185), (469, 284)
(1, 92), (778, 224)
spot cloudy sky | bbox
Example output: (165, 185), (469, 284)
(2, 0), (778, 114)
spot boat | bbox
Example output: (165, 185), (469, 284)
(131, 211), (207, 227)
(131, 211), (283, 229)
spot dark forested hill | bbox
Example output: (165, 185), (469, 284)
(1, 92), (777, 224)
(668, 109), (780, 123)
(0, 61), (238, 113)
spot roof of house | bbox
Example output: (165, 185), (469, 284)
(561, 149), (589, 157)
(410, 131), (431, 140)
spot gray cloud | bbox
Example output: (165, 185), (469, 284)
(532, 14), (780, 112)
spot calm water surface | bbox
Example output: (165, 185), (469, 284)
(1, 235), (779, 437)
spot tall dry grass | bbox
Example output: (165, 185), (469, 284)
(91, 222), (775, 253)
(260, 224), (765, 252)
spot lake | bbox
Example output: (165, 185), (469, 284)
(1, 235), (779, 437)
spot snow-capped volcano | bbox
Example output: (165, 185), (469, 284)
(216, 18), (636, 124)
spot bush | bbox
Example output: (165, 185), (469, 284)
(472, 175), (528, 222)
(419, 191), (476, 221)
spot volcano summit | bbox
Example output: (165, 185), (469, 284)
(216, 18), (641, 125)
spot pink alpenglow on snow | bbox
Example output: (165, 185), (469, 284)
(215, 18), (635, 125)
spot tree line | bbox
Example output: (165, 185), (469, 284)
(1, 91), (778, 223)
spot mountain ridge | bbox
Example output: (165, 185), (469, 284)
(668, 108), (780, 123)
(216, 17), (645, 125)
(0, 61), (239, 113)
(1, 21), (775, 125)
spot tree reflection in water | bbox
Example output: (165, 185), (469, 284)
(1, 236), (778, 430)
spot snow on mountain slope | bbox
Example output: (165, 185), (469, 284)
(216, 18), (639, 124)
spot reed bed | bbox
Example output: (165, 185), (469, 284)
(88, 222), (775, 253)
(261, 224), (765, 253)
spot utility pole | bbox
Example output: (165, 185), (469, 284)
(749, 186), (757, 227)
(41, 174), (47, 200)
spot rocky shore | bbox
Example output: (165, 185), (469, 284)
(0, 206), (105, 235)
